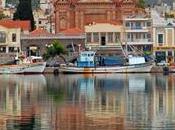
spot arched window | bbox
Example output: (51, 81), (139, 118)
(60, 18), (67, 30)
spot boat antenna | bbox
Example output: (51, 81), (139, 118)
(117, 39), (128, 58)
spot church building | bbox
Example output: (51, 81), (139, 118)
(54, 0), (138, 33)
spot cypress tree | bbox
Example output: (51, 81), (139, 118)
(13, 0), (35, 31)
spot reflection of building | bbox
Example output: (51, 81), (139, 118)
(80, 75), (127, 130)
(151, 75), (175, 128)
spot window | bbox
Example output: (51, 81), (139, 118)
(0, 47), (6, 53)
(147, 22), (151, 27)
(108, 32), (113, 43)
(168, 51), (172, 56)
(39, 21), (42, 24)
(135, 22), (141, 29)
(125, 22), (130, 27)
(158, 34), (164, 45)
(93, 32), (99, 42)
(86, 33), (91, 43)
(127, 33), (130, 39)
(9, 47), (15, 52)
(12, 33), (16, 42)
(115, 33), (120, 42)
(0, 32), (6, 43)
(60, 18), (67, 30)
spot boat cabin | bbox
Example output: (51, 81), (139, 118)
(77, 51), (96, 67)
(128, 55), (146, 65)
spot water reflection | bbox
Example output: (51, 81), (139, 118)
(0, 74), (175, 129)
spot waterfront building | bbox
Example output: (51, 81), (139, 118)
(0, 20), (30, 53)
(0, 20), (30, 63)
(54, 0), (138, 33)
(85, 23), (124, 55)
(123, 13), (153, 53)
(21, 28), (85, 56)
(152, 9), (175, 63)
(153, 23), (175, 63)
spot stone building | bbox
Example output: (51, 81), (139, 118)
(21, 28), (85, 57)
(54, 0), (138, 33)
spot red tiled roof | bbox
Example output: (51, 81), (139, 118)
(61, 28), (84, 35)
(30, 28), (51, 36)
(0, 19), (31, 30)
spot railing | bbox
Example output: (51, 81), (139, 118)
(127, 39), (152, 42)
(125, 26), (149, 30)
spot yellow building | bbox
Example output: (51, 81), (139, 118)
(85, 23), (123, 55)
(0, 20), (30, 54)
(153, 23), (175, 63)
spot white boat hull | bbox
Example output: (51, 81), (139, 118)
(0, 62), (46, 74)
(23, 62), (46, 73)
(59, 63), (153, 73)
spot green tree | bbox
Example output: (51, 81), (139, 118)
(43, 40), (66, 60)
(137, 0), (146, 8)
(13, 0), (35, 30)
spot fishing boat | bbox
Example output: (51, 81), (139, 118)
(0, 56), (46, 74)
(59, 51), (154, 73)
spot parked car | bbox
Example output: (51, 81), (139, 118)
(157, 60), (169, 66)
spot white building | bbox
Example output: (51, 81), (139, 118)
(40, 0), (50, 11)
(123, 14), (152, 53)
(33, 9), (55, 33)
(1, 0), (5, 9)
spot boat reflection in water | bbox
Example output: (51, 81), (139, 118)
(1, 74), (175, 129)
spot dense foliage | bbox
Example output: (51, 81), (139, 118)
(13, 0), (35, 30)
(6, 0), (39, 9)
(43, 40), (66, 60)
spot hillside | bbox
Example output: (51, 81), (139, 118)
(6, 0), (40, 8)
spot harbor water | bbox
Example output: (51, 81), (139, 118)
(0, 74), (175, 130)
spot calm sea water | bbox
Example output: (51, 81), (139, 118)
(0, 74), (175, 130)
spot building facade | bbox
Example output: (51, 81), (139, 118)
(123, 14), (152, 53)
(54, 0), (138, 33)
(0, 20), (30, 63)
(85, 23), (123, 55)
(153, 23), (175, 63)
(21, 28), (85, 57)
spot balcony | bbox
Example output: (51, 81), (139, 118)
(125, 26), (150, 32)
(126, 39), (152, 45)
